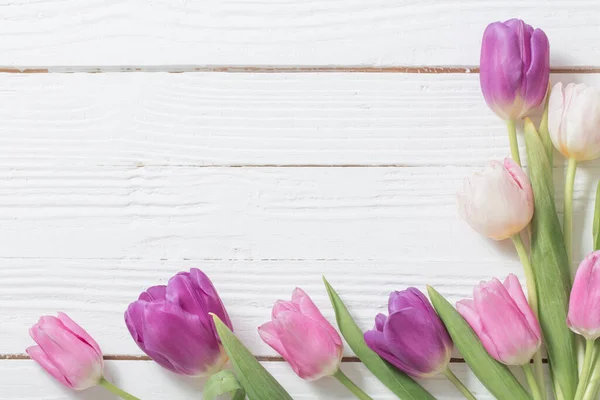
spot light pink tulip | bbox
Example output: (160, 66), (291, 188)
(457, 274), (541, 365)
(27, 313), (104, 390)
(568, 251), (600, 339)
(457, 158), (534, 240)
(258, 288), (343, 381)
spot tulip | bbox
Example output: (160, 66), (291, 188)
(456, 158), (533, 240)
(125, 268), (231, 377)
(457, 274), (541, 365)
(457, 275), (543, 399)
(259, 288), (343, 381)
(568, 251), (600, 340)
(548, 83), (600, 264)
(480, 19), (550, 166)
(364, 288), (478, 400)
(27, 313), (139, 399)
(259, 288), (372, 399)
(364, 288), (452, 378)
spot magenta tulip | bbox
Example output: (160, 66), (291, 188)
(258, 288), (343, 381)
(480, 19), (550, 120)
(364, 288), (452, 378)
(125, 268), (231, 376)
(457, 274), (541, 365)
(568, 251), (600, 339)
(27, 313), (103, 390)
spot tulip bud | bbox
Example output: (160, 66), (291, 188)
(457, 274), (541, 365)
(27, 313), (104, 390)
(548, 82), (600, 161)
(258, 288), (343, 381)
(568, 251), (600, 339)
(457, 158), (534, 240)
(125, 268), (231, 377)
(480, 19), (550, 120)
(364, 288), (452, 378)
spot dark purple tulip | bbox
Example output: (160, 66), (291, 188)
(364, 288), (452, 378)
(125, 268), (232, 376)
(480, 19), (550, 120)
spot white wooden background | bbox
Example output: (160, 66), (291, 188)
(2, 1), (600, 399)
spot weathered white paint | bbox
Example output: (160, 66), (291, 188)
(0, 0), (596, 67)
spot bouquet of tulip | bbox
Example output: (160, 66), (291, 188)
(24, 18), (600, 400)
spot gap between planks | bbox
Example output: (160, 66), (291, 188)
(0, 354), (473, 363)
(2, 65), (600, 74)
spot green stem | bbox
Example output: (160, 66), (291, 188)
(575, 339), (597, 400)
(231, 391), (246, 400)
(333, 369), (373, 400)
(511, 234), (545, 396)
(507, 119), (521, 166)
(443, 368), (477, 400)
(99, 377), (141, 400)
(523, 363), (544, 400)
(564, 157), (577, 270)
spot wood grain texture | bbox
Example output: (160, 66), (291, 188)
(0, 0), (598, 67)
(0, 164), (597, 354)
(0, 72), (597, 167)
(3, 360), (520, 399)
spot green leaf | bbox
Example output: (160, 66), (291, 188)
(212, 315), (293, 400)
(524, 118), (578, 399)
(203, 370), (246, 400)
(323, 277), (435, 400)
(594, 182), (600, 251)
(426, 286), (531, 400)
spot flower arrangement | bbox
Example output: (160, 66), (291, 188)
(25, 18), (600, 400)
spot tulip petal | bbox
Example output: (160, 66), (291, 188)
(258, 321), (290, 360)
(190, 268), (233, 330)
(167, 274), (208, 317)
(139, 285), (167, 302)
(503, 274), (541, 338)
(138, 302), (224, 376)
(56, 312), (102, 356)
(375, 313), (386, 331)
(568, 251), (600, 339)
(272, 311), (342, 380)
(291, 288), (342, 347)
(456, 299), (501, 361)
(27, 346), (71, 388)
(272, 300), (299, 318)
(522, 28), (549, 112)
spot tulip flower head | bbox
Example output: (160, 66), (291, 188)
(258, 288), (343, 381)
(568, 251), (600, 340)
(548, 82), (600, 161)
(457, 274), (541, 365)
(27, 313), (104, 390)
(457, 158), (534, 240)
(364, 288), (452, 378)
(480, 19), (550, 120)
(125, 268), (231, 377)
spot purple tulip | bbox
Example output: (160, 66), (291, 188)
(125, 268), (232, 376)
(480, 19), (550, 120)
(364, 288), (452, 378)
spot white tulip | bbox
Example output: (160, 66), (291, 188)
(457, 159), (534, 240)
(548, 82), (600, 161)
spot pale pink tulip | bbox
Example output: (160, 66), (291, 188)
(457, 274), (541, 365)
(568, 251), (600, 339)
(258, 288), (343, 381)
(548, 82), (600, 161)
(457, 158), (534, 240)
(27, 313), (104, 390)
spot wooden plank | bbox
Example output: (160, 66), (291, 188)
(0, 165), (596, 354)
(1, 359), (510, 399)
(0, 72), (596, 167)
(0, 0), (598, 67)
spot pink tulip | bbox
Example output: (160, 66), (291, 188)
(457, 158), (534, 240)
(27, 313), (104, 390)
(568, 251), (600, 339)
(258, 288), (343, 381)
(457, 274), (541, 365)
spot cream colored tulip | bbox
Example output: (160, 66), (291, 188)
(457, 159), (534, 240)
(548, 82), (600, 161)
